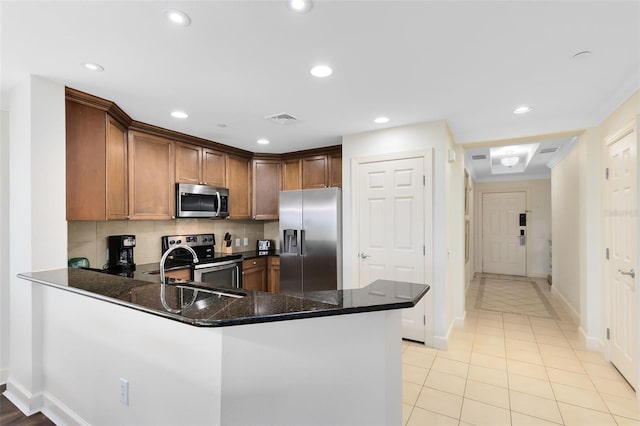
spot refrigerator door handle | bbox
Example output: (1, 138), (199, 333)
(300, 229), (306, 256)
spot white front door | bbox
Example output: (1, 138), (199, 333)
(357, 156), (427, 341)
(606, 122), (638, 389)
(482, 192), (527, 276)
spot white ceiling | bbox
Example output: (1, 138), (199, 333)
(2, 1), (639, 158)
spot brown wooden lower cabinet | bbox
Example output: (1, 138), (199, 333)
(268, 256), (280, 293)
(242, 257), (267, 292)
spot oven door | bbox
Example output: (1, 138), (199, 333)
(193, 259), (242, 289)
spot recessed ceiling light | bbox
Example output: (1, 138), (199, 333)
(572, 50), (593, 60)
(287, 0), (313, 13)
(82, 62), (104, 72)
(164, 9), (191, 26)
(501, 156), (519, 167)
(513, 105), (533, 114)
(257, 138), (270, 145)
(310, 65), (333, 78)
(374, 116), (390, 124)
(170, 111), (189, 119)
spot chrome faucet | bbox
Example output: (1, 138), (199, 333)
(159, 244), (199, 313)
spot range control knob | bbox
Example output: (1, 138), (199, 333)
(176, 239), (182, 244)
(169, 240), (175, 245)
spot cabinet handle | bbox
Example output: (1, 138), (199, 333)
(253, 261), (257, 265)
(171, 215), (175, 219)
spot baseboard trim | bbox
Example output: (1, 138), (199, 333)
(454, 311), (466, 328)
(528, 272), (550, 279)
(429, 335), (448, 351)
(579, 326), (605, 352)
(428, 318), (456, 350)
(550, 286), (580, 324)
(42, 391), (89, 426)
(3, 378), (43, 416)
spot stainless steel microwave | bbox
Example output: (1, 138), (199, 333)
(176, 183), (229, 219)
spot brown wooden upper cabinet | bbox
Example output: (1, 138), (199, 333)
(226, 154), (251, 220)
(252, 159), (281, 220)
(282, 158), (303, 191)
(175, 142), (226, 187)
(128, 131), (175, 220)
(66, 99), (129, 221)
(302, 155), (328, 189)
(282, 151), (342, 191)
(328, 153), (342, 188)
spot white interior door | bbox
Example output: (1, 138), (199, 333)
(482, 192), (527, 276)
(357, 157), (426, 341)
(606, 123), (637, 389)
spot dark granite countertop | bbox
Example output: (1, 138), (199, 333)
(18, 267), (429, 328)
(240, 250), (279, 259)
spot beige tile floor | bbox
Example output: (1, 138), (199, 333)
(402, 274), (640, 426)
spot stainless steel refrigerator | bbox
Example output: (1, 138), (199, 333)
(279, 188), (342, 294)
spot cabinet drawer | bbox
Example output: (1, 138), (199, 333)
(243, 257), (267, 270)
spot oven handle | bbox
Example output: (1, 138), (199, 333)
(235, 264), (240, 288)
(193, 259), (241, 270)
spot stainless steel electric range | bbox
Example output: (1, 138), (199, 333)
(161, 234), (243, 289)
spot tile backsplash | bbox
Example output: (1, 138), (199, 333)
(68, 219), (276, 268)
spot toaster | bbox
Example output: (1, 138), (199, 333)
(257, 239), (272, 251)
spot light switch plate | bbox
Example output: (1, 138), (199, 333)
(235, 238), (240, 247)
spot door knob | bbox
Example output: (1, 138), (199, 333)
(360, 253), (371, 259)
(618, 268), (635, 278)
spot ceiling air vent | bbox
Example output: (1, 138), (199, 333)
(265, 112), (301, 125)
(471, 154), (487, 160)
(540, 147), (559, 154)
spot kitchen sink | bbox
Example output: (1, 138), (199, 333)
(174, 284), (244, 300)
(173, 284), (244, 311)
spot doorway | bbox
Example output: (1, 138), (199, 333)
(605, 121), (638, 390)
(354, 152), (432, 342)
(482, 191), (527, 276)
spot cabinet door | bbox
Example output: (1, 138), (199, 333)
(252, 159), (281, 220)
(105, 116), (129, 219)
(226, 155), (251, 220)
(128, 131), (175, 220)
(302, 155), (328, 189)
(268, 256), (280, 293)
(242, 258), (267, 292)
(328, 153), (342, 188)
(66, 100), (107, 220)
(282, 158), (302, 191)
(202, 148), (226, 187)
(175, 142), (202, 185)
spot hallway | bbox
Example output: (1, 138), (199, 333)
(402, 274), (640, 425)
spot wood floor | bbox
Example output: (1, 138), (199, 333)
(0, 385), (54, 426)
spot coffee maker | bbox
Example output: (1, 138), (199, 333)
(107, 235), (136, 273)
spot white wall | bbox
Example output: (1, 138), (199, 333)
(474, 179), (551, 278)
(342, 121), (465, 348)
(1, 109), (9, 382)
(41, 286), (223, 425)
(551, 147), (581, 314)
(5, 76), (66, 413)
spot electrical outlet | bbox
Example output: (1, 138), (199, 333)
(120, 378), (129, 405)
(243, 237), (249, 246)
(235, 238), (240, 247)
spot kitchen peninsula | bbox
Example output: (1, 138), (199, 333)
(15, 268), (428, 426)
